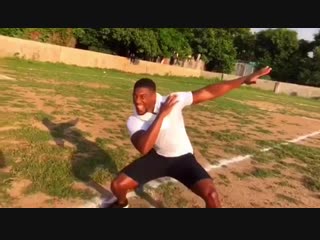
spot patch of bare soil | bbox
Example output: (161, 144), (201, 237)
(0, 126), (20, 132)
(242, 112), (320, 143)
(5, 179), (87, 208)
(12, 193), (85, 208)
(9, 179), (32, 198)
(33, 79), (110, 89)
(11, 86), (50, 111)
(210, 158), (320, 208)
(244, 100), (286, 112)
(295, 135), (320, 149)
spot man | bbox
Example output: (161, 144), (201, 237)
(103, 66), (272, 208)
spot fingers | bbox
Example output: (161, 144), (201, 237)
(166, 94), (177, 102)
(263, 66), (272, 73)
(161, 95), (179, 113)
(166, 94), (178, 106)
(266, 66), (272, 71)
(256, 66), (272, 77)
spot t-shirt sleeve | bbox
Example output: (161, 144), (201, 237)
(175, 91), (193, 109)
(127, 116), (148, 137)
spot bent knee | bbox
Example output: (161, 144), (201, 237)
(111, 178), (121, 192)
(203, 188), (219, 202)
(111, 178), (126, 192)
(111, 174), (138, 192)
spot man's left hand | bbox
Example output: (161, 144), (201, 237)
(244, 66), (272, 85)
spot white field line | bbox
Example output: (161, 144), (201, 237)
(0, 74), (15, 80)
(301, 117), (320, 122)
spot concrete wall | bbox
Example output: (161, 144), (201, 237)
(0, 35), (63, 63)
(0, 35), (201, 78)
(0, 35), (319, 99)
(275, 82), (320, 98)
(251, 79), (277, 92)
(200, 71), (222, 79)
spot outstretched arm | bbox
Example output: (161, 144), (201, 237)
(192, 66), (272, 105)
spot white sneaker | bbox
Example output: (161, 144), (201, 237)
(100, 196), (129, 208)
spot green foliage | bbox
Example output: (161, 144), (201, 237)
(186, 28), (237, 73)
(255, 28), (299, 81)
(0, 28), (74, 46)
(297, 47), (320, 87)
(224, 28), (256, 62)
(155, 28), (192, 58)
(0, 28), (25, 37)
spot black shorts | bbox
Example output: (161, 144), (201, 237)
(120, 149), (212, 189)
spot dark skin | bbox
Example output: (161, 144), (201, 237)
(111, 66), (272, 208)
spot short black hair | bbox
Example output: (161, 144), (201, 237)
(134, 78), (156, 92)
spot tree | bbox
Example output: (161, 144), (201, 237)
(224, 28), (256, 62)
(312, 30), (320, 48)
(129, 29), (161, 60)
(297, 36), (320, 87)
(0, 28), (25, 37)
(73, 28), (104, 51)
(154, 28), (192, 58)
(74, 28), (161, 60)
(254, 28), (299, 81)
(186, 28), (237, 73)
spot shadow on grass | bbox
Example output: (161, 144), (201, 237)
(42, 118), (117, 201)
(134, 186), (166, 208)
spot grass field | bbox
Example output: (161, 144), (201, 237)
(0, 57), (319, 208)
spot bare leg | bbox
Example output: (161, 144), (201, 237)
(110, 173), (139, 206)
(190, 179), (221, 208)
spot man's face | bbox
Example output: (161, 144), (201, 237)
(133, 87), (156, 115)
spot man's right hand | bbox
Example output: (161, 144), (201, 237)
(131, 94), (179, 155)
(159, 95), (179, 117)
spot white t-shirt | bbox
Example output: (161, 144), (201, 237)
(127, 92), (194, 157)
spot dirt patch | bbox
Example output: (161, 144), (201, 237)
(295, 109), (320, 118)
(185, 112), (240, 133)
(11, 86), (77, 111)
(296, 135), (320, 149)
(7, 179), (87, 208)
(128, 196), (157, 208)
(246, 112), (320, 142)
(9, 179), (32, 198)
(209, 158), (320, 208)
(245, 100), (286, 112)
(83, 82), (110, 89)
(269, 113), (320, 139)
(32, 79), (110, 90)
(0, 126), (21, 132)
(143, 182), (204, 208)
(0, 166), (12, 173)
(0, 140), (27, 147)
(11, 192), (85, 208)
(11, 86), (46, 110)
